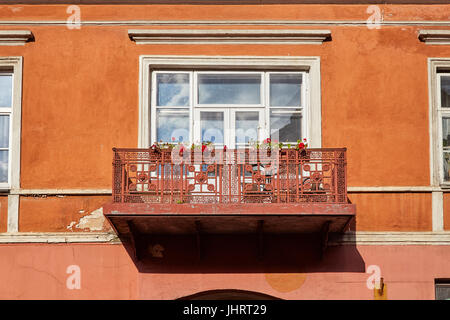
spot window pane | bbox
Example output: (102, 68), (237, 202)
(270, 73), (302, 107)
(198, 74), (261, 105)
(156, 73), (190, 107)
(0, 115), (9, 148)
(0, 74), (12, 108)
(443, 118), (450, 182)
(0, 150), (8, 183)
(235, 112), (259, 144)
(156, 109), (189, 143)
(436, 283), (450, 300)
(270, 109), (302, 142)
(201, 111), (224, 144)
(441, 76), (450, 108)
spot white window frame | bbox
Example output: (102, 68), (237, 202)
(437, 74), (450, 185)
(150, 70), (193, 145)
(429, 58), (450, 187)
(195, 71), (264, 108)
(265, 71), (308, 144)
(152, 70), (306, 146)
(0, 71), (13, 188)
(0, 57), (22, 191)
(140, 56), (321, 149)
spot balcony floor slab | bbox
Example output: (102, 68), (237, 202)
(104, 203), (355, 236)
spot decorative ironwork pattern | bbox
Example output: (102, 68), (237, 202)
(111, 147), (348, 204)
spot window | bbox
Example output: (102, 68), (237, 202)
(150, 70), (308, 148)
(435, 280), (450, 300)
(0, 57), (22, 190)
(439, 73), (450, 182)
(0, 72), (12, 184)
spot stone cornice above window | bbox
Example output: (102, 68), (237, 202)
(418, 30), (450, 45)
(128, 29), (331, 45)
(0, 30), (33, 46)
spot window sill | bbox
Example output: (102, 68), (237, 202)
(0, 185), (11, 193)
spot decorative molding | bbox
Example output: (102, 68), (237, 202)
(432, 191), (444, 232)
(330, 232), (450, 246)
(0, 186), (449, 196)
(0, 232), (120, 243)
(347, 186), (450, 192)
(0, 30), (33, 46)
(7, 195), (19, 233)
(419, 30), (450, 45)
(0, 185), (449, 196)
(129, 29), (331, 45)
(6, 188), (113, 195)
(3, 20), (450, 27)
(0, 1), (449, 5)
(1, 231), (450, 245)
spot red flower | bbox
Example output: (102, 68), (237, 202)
(298, 142), (305, 149)
(202, 145), (207, 152)
(263, 138), (271, 144)
(223, 145), (227, 152)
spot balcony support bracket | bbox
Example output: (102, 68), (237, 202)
(320, 220), (331, 259)
(257, 220), (264, 260)
(127, 220), (142, 261)
(195, 220), (202, 260)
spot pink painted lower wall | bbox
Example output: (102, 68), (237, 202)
(0, 243), (448, 299)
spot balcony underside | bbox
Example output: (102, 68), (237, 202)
(104, 202), (355, 236)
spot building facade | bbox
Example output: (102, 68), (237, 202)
(0, 0), (449, 300)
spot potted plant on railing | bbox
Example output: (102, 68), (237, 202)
(249, 138), (309, 155)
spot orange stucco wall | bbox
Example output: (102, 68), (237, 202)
(5, 24), (443, 189)
(18, 195), (113, 232)
(0, 196), (8, 233)
(0, 3), (449, 301)
(444, 193), (450, 231)
(0, 4), (448, 232)
(348, 193), (432, 231)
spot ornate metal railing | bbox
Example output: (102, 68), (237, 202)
(112, 147), (347, 204)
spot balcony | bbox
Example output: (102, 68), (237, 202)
(111, 147), (348, 204)
(104, 147), (356, 260)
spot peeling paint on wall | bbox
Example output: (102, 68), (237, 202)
(67, 207), (105, 231)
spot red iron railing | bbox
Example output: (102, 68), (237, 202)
(112, 147), (347, 204)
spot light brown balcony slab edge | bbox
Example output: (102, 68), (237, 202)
(104, 202), (355, 236)
(104, 202), (355, 216)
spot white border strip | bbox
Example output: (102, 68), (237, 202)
(6, 195), (18, 233)
(330, 231), (450, 245)
(0, 232), (119, 243)
(6, 188), (113, 195)
(0, 186), (449, 196)
(0, 231), (449, 245)
(0, 30), (33, 46)
(2, 20), (450, 27)
(348, 186), (450, 192)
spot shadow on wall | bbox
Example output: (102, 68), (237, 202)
(177, 289), (282, 300)
(119, 230), (364, 274)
